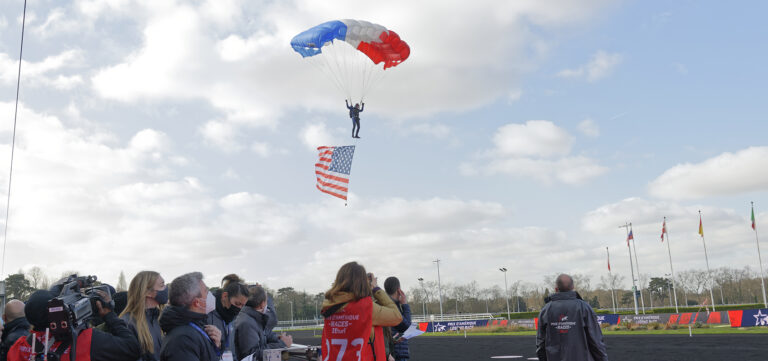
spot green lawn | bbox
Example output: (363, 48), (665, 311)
(422, 326), (768, 337)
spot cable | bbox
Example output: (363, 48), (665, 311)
(1, 0), (27, 277)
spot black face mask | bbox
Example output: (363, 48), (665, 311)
(216, 293), (242, 324)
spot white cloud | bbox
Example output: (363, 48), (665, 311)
(558, 50), (622, 82)
(0, 50), (84, 89)
(84, 0), (614, 149)
(199, 120), (244, 153)
(464, 120), (607, 185)
(582, 197), (762, 281)
(300, 121), (342, 152)
(648, 147), (768, 200)
(578, 118), (600, 137)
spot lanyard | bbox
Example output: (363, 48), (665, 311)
(189, 323), (222, 356)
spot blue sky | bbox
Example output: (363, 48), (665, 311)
(0, 0), (766, 294)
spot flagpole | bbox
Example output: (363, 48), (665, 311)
(620, 222), (639, 315)
(663, 217), (679, 313)
(699, 210), (717, 311)
(629, 223), (646, 314)
(607, 247), (617, 313)
(752, 202), (767, 308)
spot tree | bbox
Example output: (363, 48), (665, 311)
(117, 271), (128, 292)
(5, 273), (34, 301)
(26, 266), (48, 290)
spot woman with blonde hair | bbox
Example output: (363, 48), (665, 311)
(321, 262), (402, 361)
(120, 271), (166, 361)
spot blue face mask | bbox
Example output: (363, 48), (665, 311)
(154, 287), (169, 305)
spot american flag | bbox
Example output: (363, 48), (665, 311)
(315, 145), (355, 200)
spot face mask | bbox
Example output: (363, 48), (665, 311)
(205, 291), (216, 314)
(155, 287), (169, 305)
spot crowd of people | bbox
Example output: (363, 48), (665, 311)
(0, 263), (414, 361)
(0, 263), (607, 361)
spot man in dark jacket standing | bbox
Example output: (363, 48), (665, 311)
(536, 274), (608, 361)
(160, 272), (222, 361)
(384, 277), (411, 361)
(234, 285), (290, 361)
(0, 300), (29, 361)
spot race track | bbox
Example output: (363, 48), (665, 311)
(293, 331), (767, 361)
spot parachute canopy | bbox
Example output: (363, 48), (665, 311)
(291, 20), (410, 103)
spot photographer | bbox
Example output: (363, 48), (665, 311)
(0, 300), (29, 361)
(7, 289), (140, 361)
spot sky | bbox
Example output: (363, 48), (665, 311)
(0, 0), (767, 295)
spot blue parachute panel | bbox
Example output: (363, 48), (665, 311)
(290, 20), (348, 58)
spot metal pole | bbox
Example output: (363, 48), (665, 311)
(607, 247), (617, 313)
(629, 223), (646, 314)
(699, 210), (717, 311)
(434, 259), (444, 317)
(620, 222), (639, 315)
(663, 217), (679, 313)
(418, 278), (427, 317)
(752, 202), (768, 308)
(290, 301), (294, 328)
(500, 268), (510, 318)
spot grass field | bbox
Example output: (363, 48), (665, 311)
(421, 326), (768, 337)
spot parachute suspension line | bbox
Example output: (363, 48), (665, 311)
(316, 44), (348, 102)
(1, 0), (27, 278)
(308, 52), (345, 98)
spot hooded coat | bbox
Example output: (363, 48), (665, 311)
(322, 287), (402, 360)
(535, 291), (608, 361)
(0, 317), (30, 361)
(121, 308), (163, 361)
(233, 307), (285, 361)
(159, 306), (218, 361)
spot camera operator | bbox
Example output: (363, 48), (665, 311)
(7, 289), (140, 361)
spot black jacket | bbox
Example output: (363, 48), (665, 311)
(346, 103), (364, 119)
(159, 306), (219, 361)
(90, 312), (142, 361)
(536, 291), (608, 361)
(122, 308), (163, 361)
(0, 317), (30, 361)
(233, 307), (285, 361)
(390, 302), (411, 360)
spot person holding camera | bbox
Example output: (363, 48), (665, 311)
(159, 272), (221, 361)
(383, 277), (411, 361)
(321, 262), (402, 361)
(233, 285), (291, 361)
(120, 271), (167, 361)
(6, 289), (140, 361)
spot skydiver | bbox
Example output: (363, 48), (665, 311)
(346, 99), (364, 138)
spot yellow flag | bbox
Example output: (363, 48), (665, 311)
(698, 216), (704, 236)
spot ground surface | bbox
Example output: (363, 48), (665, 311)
(292, 331), (767, 360)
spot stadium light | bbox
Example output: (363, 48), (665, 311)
(500, 268), (511, 318)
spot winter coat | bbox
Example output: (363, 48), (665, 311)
(347, 103), (364, 119)
(7, 312), (140, 361)
(0, 317), (30, 361)
(233, 307), (285, 361)
(207, 291), (240, 354)
(121, 308), (163, 361)
(322, 288), (402, 360)
(390, 302), (411, 360)
(159, 306), (218, 361)
(536, 291), (608, 361)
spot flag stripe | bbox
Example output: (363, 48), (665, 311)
(315, 145), (355, 201)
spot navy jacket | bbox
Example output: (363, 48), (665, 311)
(390, 302), (411, 360)
(346, 103), (364, 119)
(536, 291), (608, 361)
(159, 306), (219, 361)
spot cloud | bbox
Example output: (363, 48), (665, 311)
(463, 120), (607, 184)
(84, 0), (615, 149)
(578, 118), (600, 137)
(648, 147), (768, 200)
(582, 197), (762, 279)
(300, 121), (342, 152)
(558, 50), (622, 82)
(0, 50), (84, 90)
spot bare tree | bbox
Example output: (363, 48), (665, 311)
(26, 266), (48, 289)
(117, 271), (128, 292)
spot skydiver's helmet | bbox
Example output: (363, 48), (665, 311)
(354, 104), (360, 108)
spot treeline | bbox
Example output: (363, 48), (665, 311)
(3, 266), (766, 318)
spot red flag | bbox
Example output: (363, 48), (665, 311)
(607, 251), (611, 271)
(661, 219), (666, 242)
